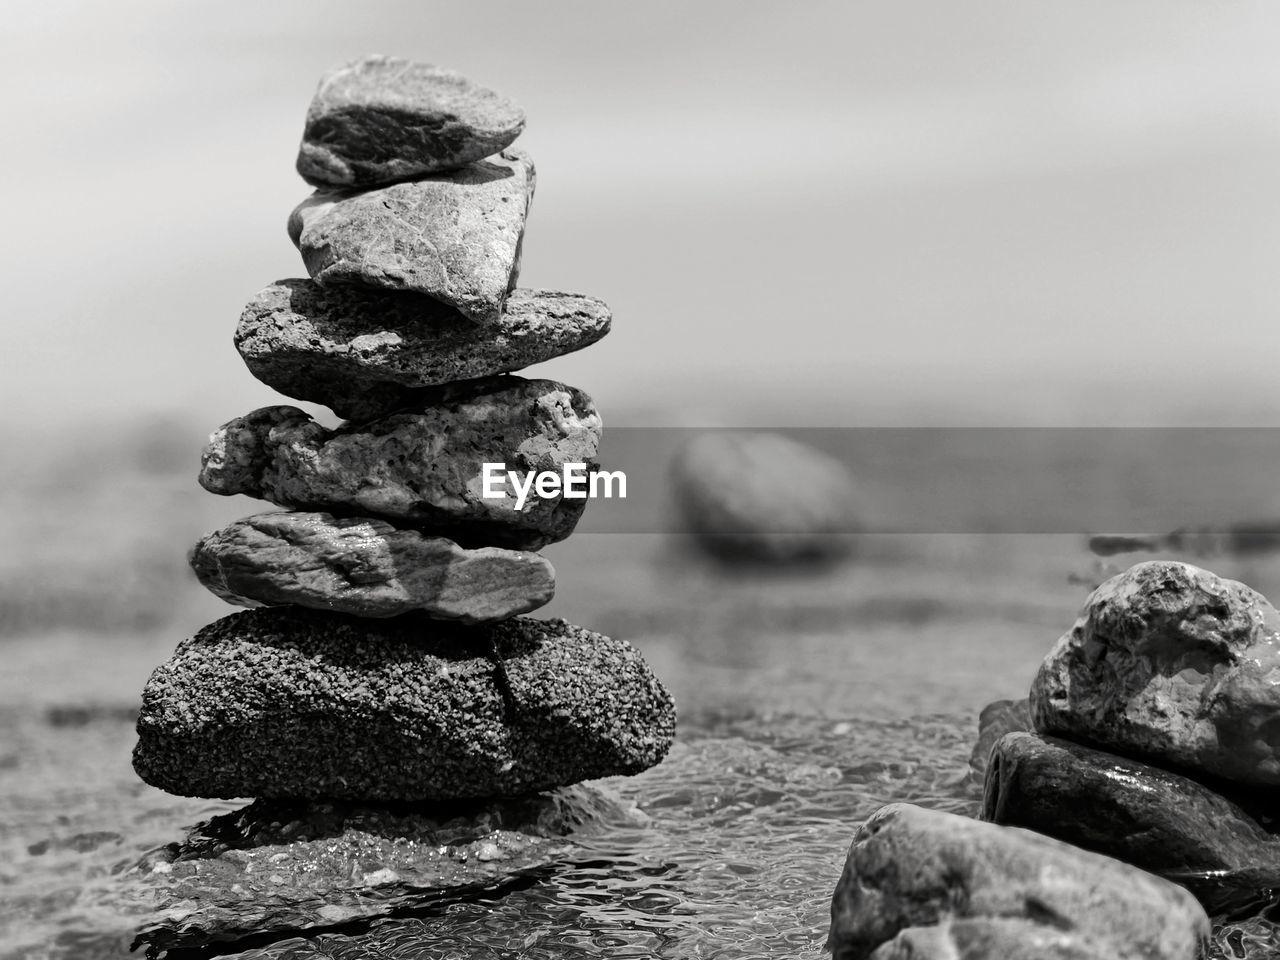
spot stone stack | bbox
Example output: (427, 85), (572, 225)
(981, 560), (1280, 914)
(132, 55), (675, 804)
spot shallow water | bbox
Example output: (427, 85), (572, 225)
(4, 535), (1280, 959)
(1, 705), (976, 960)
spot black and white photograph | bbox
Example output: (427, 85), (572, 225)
(3, 3), (1280, 958)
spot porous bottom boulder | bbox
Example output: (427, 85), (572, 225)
(133, 609), (675, 801)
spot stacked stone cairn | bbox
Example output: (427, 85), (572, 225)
(132, 56), (675, 808)
(981, 560), (1280, 919)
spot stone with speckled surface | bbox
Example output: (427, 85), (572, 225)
(197, 376), (600, 551)
(296, 55), (525, 189)
(288, 150), (533, 324)
(132, 608), (676, 801)
(235, 281), (611, 422)
(1031, 560), (1280, 787)
(189, 511), (554, 623)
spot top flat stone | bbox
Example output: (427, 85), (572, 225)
(288, 149), (534, 323)
(297, 55), (526, 188)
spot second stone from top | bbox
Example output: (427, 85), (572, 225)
(288, 149), (534, 324)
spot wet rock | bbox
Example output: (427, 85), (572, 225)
(131, 785), (635, 954)
(190, 511), (554, 623)
(197, 377), (601, 551)
(983, 731), (1280, 915)
(133, 608), (676, 801)
(235, 281), (611, 421)
(288, 150), (534, 323)
(868, 919), (1101, 959)
(966, 697), (1033, 785)
(296, 55), (525, 189)
(827, 802), (1208, 960)
(1031, 560), (1280, 786)
(1207, 916), (1280, 960)
(670, 431), (859, 564)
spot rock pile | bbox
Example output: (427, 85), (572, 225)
(132, 56), (675, 805)
(982, 560), (1280, 914)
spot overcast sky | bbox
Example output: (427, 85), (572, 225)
(5, 1), (1280, 431)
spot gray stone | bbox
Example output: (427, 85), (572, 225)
(131, 786), (639, 954)
(1031, 560), (1280, 786)
(296, 55), (525, 189)
(197, 377), (600, 551)
(671, 431), (860, 564)
(190, 511), (554, 623)
(983, 731), (1280, 915)
(235, 281), (611, 421)
(868, 919), (1101, 960)
(132, 609), (676, 802)
(288, 150), (534, 324)
(966, 698), (1033, 786)
(827, 802), (1208, 960)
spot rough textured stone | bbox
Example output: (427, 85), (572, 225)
(190, 511), (554, 623)
(296, 55), (525, 189)
(827, 802), (1208, 960)
(670, 431), (859, 564)
(132, 785), (639, 954)
(132, 609), (676, 802)
(288, 149), (534, 323)
(983, 731), (1280, 916)
(235, 281), (611, 421)
(1031, 560), (1280, 786)
(868, 919), (1101, 960)
(198, 376), (600, 551)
